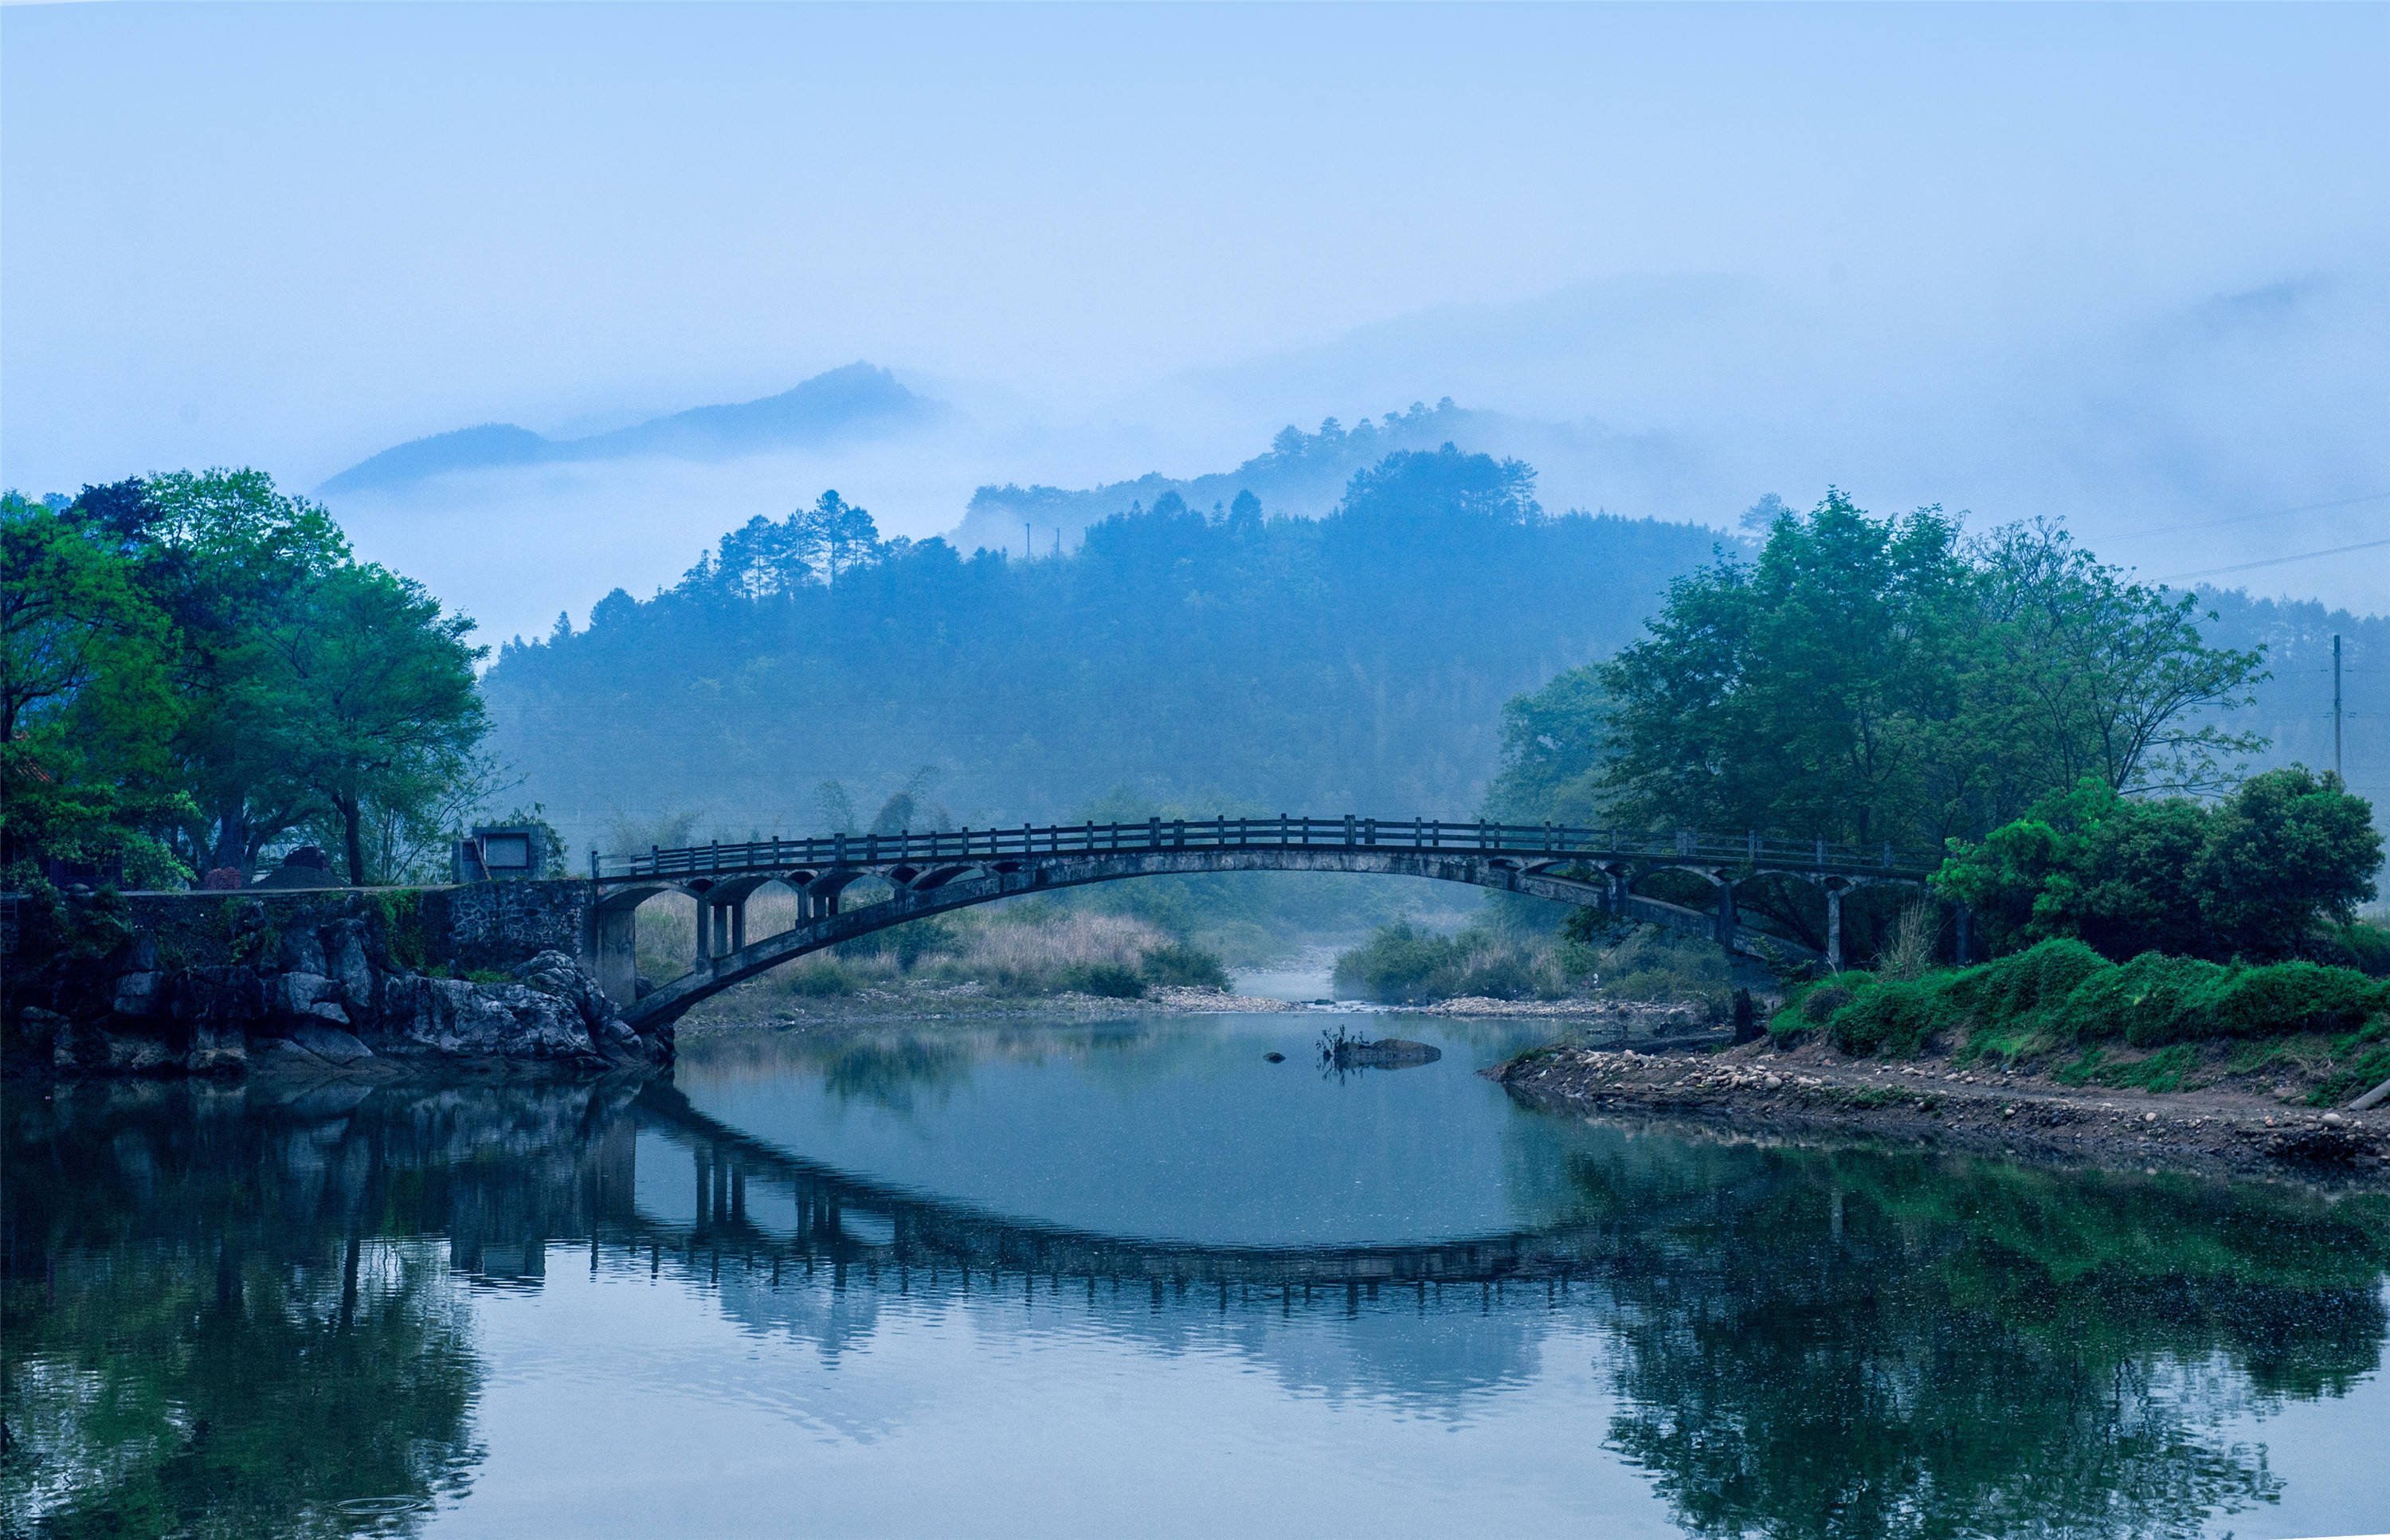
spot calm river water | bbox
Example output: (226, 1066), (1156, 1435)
(7, 1011), (2388, 1538)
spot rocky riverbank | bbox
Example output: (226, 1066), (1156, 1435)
(6, 892), (670, 1077)
(1491, 1036), (2388, 1182)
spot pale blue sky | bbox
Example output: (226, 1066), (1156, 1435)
(6, 3), (2381, 488)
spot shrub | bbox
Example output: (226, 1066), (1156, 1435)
(2196, 963), (2388, 1042)
(1826, 978), (1949, 1056)
(782, 958), (860, 997)
(1058, 961), (1146, 998)
(1331, 921), (1565, 1002)
(834, 915), (958, 970)
(2054, 952), (2228, 1047)
(1333, 921), (1463, 1001)
(1142, 942), (1230, 991)
(1594, 926), (1734, 1007)
(1954, 938), (2112, 1025)
(2321, 919), (2390, 978)
(1802, 984), (1855, 1023)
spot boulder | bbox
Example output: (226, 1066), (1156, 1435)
(278, 927), (329, 978)
(324, 919), (376, 1025)
(111, 971), (163, 1019)
(277, 972), (340, 1017)
(183, 1023), (247, 1075)
(289, 1022), (374, 1064)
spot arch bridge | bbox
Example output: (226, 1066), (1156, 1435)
(591, 815), (1945, 1028)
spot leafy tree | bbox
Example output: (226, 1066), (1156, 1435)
(1480, 662), (1612, 824)
(1972, 519), (2267, 796)
(96, 469), (355, 874)
(480, 446), (1720, 845)
(1933, 769), (2381, 962)
(793, 490), (880, 583)
(258, 563), (489, 884)
(0, 497), (190, 883)
(1595, 492), (2266, 850)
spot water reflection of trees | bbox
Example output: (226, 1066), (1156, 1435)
(8, 1072), (2386, 1540)
(1557, 1134), (2390, 1539)
(2, 1076), (642, 1538)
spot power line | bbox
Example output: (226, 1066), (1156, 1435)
(2161, 539), (2390, 582)
(2107, 491), (2390, 542)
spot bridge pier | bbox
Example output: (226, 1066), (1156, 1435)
(1713, 876), (1739, 949)
(1826, 884), (1844, 974)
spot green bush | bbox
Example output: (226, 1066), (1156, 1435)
(1804, 936), (2390, 1061)
(1330, 921), (1555, 1002)
(2053, 952), (2228, 1047)
(2196, 963), (2388, 1042)
(1333, 921), (1463, 1001)
(835, 915), (955, 970)
(782, 959), (859, 997)
(1058, 961), (1146, 998)
(1142, 942), (1230, 990)
(1826, 978), (1949, 1056)
(2322, 919), (2390, 978)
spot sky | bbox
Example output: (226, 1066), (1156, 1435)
(5, 2), (2386, 638)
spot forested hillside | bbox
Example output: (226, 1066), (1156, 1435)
(949, 398), (1675, 557)
(481, 445), (1722, 850)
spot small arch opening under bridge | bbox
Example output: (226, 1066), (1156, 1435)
(592, 817), (1949, 1029)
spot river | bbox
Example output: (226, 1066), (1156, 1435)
(6, 1010), (2387, 1538)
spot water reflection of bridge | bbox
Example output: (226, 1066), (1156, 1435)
(630, 1085), (1651, 1290)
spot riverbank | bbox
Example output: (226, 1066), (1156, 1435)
(1492, 1036), (2389, 1183)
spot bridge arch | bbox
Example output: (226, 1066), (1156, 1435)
(592, 817), (1948, 1029)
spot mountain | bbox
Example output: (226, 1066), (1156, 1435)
(953, 399), (1702, 558)
(317, 362), (940, 496)
(479, 444), (1726, 848)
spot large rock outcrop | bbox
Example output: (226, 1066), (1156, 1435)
(7, 895), (669, 1077)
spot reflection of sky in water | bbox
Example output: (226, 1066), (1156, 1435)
(672, 1014), (1565, 1248)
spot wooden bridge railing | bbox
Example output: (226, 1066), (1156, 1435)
(594, 817), (1941, 883)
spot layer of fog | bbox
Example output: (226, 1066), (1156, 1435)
(331, 264), (2390, 649)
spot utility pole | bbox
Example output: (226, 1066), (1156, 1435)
(2334, 633), (2344, 782)
(1024, 520), (1032, 560)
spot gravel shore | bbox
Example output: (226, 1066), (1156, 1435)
(1491, 1036), (2389, 1184)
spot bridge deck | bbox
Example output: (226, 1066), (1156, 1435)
(600, 816), (1941, 884)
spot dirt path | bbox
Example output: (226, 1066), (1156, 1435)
(1491, 1036), (2388, 1184)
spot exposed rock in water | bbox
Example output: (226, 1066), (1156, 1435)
(1330, 1036), (1442, 1069)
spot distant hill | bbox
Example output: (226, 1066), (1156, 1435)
(318, 362), (939, 496)
(480, 444), (1726, 841)
(953, 398), (1695, 556)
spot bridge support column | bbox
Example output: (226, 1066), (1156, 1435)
(729, 899), (746, 954)
(1714, 876), (1738, 948)
(593, 901), (640, 1008)
(1826, 884), (1844, 974)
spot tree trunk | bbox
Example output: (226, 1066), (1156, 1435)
(339, 794), (367, 887)
(210, 799), (249, 877)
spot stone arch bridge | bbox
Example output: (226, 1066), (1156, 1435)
(590, 816), (1945, 1029)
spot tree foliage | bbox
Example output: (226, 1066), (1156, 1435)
(1589, 493), (2264, 848)
(2, 470), (490, 887)
(1934, 769), (2383, 963)
(482, 446), (1720, 835)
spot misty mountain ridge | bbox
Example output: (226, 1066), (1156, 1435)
(316, 362), (938, 496)
(952, 398), (1699, 556)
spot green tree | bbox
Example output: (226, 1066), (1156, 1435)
(259, 563), (489, 885)
(1480, 661), (1612, 824)
(102, 469), (355, 875)
(0, 497), (190, 883)
(1595, 492), (2266, 850)
(1934, 769), (2381, 962)
(793, 490), (880, 584)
